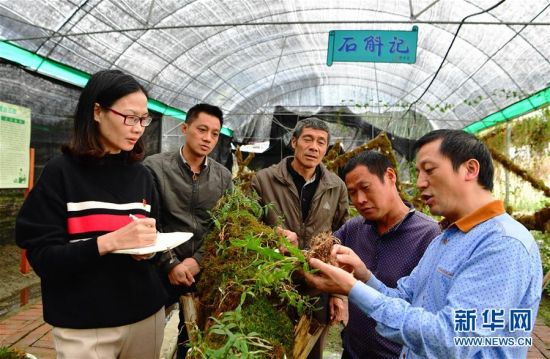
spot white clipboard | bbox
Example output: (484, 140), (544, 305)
(113, 232), (193, 255)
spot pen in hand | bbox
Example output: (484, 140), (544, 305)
(129, 213), (157, 238)
(130, 214), (159, 233)
(128, 214), (157, 258)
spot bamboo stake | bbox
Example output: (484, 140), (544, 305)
(180, 294), (198, 342)
(293, 316), (325, 359)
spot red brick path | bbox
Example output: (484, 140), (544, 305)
(1, 302), (550, 358)
(0, 303), (54, 358)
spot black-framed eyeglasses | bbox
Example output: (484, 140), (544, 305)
(107, 108), (153, 127)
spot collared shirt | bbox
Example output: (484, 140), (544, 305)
(179, 145), (208, 177)
(286, 158), (321, 221)
(334, 207), (440, 358)
(349, 200), (542, 359)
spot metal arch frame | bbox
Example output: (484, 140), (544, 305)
(10, 2), (544, 121)
(47, 1), (235, 108)
(178, 3), (545, 119)
(1, 1), (548, 135)
(224, 69), (487, 131)
(462, 0), (550, 64)
(141, 3), (413, 86)
(35, 0), (91, 57)
(255, 82), (426, 108)
(4, 38), (545, 136)
(226, 83), (434, 136)
(231, 79), (416, 108)
(387, 1), (550, 123)
(224, 77), (445, 126)
(217, 47), (455, 99)
(133, 3), (548, 98)
(217, 59), (464, 122)
(125, 4), (499, 108)
(132, 0), (284, 107)
(427, 2), (550, 112)
(228, 76), (420, 111)
(154, 28), (514, 120)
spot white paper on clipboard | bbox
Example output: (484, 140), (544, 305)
(112, 232), (193, 255)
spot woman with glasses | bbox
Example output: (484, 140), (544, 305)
(16, 69), (166, 358)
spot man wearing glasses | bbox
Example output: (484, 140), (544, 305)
(144, 103), (233, 358)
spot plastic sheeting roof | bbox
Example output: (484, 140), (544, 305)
(0, 0), (549, 140)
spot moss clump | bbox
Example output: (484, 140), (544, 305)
(191, 187), (315, 358)
(190, 186), (344, 358)
(240, 296), (295, 354)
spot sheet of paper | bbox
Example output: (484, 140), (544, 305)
(112, 232), (193, 255)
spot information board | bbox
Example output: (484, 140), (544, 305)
(0, 101), (31, 188)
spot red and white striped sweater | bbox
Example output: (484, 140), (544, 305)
(16, 153), (166, 329)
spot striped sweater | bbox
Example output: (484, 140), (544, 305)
(16, 153), (166, 329)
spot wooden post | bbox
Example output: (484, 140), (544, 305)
(20, 148), (35, 274)
(20, 286), (30, 306)
(293, 316), (325, 359)
(180, 294), (198, 341)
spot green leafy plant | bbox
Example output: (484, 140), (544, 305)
(0, 347), (26, 359)
(191, 187), (318, 358)
(189, 307), (275, 359)
(482, 109), (550, 154)
(534, 230), (550, 293)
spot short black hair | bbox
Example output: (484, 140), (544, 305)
(186, 103), (223, 127)
(292, 117), (330, 143)
(414, 129), (494, 191)
(341, 150), (393, 183)
(63, 69), (148, 162)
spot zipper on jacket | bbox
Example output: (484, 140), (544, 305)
(190, 170), (200, 255)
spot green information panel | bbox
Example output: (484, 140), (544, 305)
(327, 26), (418, 66)
(0, 101), (31, 188)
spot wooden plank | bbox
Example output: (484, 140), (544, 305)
(293, 316), (325, 359)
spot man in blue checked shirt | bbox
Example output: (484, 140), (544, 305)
(306, 129), (542, 359)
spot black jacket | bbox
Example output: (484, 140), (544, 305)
(144, 150), (233, 273)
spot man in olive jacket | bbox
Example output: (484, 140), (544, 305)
(144, 103), (232, 358)
(251, 117), (349, 359)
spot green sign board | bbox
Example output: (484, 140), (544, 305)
(327, 26), (418, 66)
(0, 101), (31, 188)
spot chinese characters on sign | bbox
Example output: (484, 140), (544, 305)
(453, 308), (533, 332)
(0, 101), (31, 188)
(327, 26), (418, 66)
(452, 309), (533, 347)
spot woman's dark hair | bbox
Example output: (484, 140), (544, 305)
(62, 69), (148, 162)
